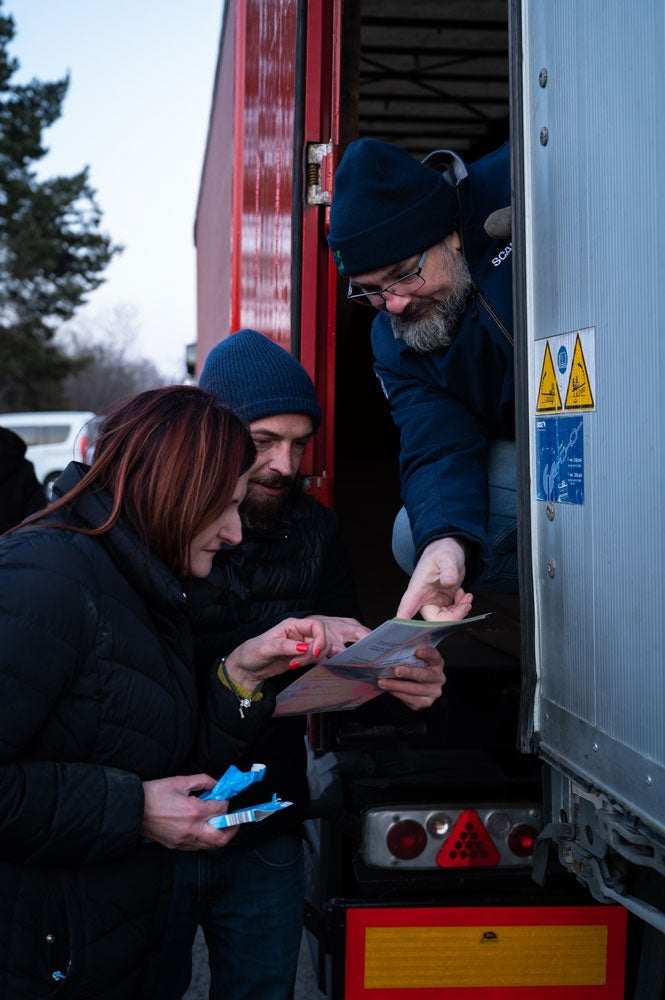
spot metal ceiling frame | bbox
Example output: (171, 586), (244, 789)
(356, 1), (509, 158)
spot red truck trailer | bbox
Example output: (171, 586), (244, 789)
(192, 3), (648, 997)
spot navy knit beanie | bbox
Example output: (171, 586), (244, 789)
(199, 329), (322, 430)
(327, 138), (458, 276)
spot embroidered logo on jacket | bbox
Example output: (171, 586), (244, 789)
(491, 242), (512, 267)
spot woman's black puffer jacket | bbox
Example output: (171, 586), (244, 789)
(0, 463), (269, 999)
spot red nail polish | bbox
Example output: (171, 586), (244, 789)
(289, 660), (300, 669)
(295, 642), (309, 653)
(313, 647), (321, 657)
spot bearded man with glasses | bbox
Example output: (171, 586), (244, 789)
(328, 137), (516, 622)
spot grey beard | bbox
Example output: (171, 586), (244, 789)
(391, 250), (473, 353)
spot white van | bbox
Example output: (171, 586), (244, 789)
(0, 411), (96, 499)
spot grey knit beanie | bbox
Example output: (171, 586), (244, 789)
(199, 329), (322, 430)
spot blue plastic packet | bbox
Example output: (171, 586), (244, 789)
(201, 763), (294, 828)
(200, 763), (266, 802)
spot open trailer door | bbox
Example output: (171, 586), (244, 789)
(195, 0), (342, 501)
(296, 0), (343, 505)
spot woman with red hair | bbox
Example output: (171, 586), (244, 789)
(0, 385), (330, 999)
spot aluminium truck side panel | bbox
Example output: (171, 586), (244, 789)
(516, 0), (665, 918)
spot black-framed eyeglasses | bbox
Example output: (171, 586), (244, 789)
(347, 248), (428, 307)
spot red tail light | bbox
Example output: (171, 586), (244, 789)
(436, 809), (500, 868)
(507, 823), (538, 857)
(362, 804), (541, 869)
(386, 820), (427, 860)
(78, 434), (88, 461)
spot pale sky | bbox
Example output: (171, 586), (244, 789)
(4, 1), (225, 378)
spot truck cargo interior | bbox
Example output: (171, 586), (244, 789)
(331, 0), (520, 735)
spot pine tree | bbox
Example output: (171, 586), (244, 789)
(0, 2), (120, 410)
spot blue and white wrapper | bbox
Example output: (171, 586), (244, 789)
(201, 763), (293, 828)
(207, 793), (293, 829)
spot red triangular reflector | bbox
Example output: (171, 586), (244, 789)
(436, 809), (501, 868)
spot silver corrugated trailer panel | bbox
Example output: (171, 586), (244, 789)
(520, 0), (665, 834)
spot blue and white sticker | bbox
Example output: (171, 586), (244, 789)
(536, 415), (584, 504)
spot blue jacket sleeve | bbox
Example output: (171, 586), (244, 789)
(372, 316), (493, 571)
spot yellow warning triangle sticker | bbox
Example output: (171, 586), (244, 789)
(536, 341), (563, 412)
(565, 332), (595, 409)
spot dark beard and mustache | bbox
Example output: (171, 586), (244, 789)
(391, 243), (473, 352)
(240, 474), (300, 532)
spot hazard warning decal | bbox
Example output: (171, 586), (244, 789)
(565, 332), (595, 409)
(534, 327), (596, 414)
(536, 341), (563, 412)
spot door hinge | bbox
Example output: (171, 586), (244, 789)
(305, 142), (333, 205)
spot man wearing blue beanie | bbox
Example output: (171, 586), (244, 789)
(199, 326), (323, 431)
(159, 329), (451, 1000)
(328, 138), (516, 621)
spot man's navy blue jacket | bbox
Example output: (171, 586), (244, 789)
(371, 141), (514, 581)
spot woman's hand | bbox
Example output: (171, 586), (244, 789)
(305, 615), (370, 656)
(141, 774), (237, 851)
(224, 616), (332, 690)
(376, 645), (446, 710)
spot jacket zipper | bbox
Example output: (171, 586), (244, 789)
(453, 184), (514, 349)
(473, 284), (514, 348)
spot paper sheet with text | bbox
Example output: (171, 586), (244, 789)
(274, 613), (489, 716)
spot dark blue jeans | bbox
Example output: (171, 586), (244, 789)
(157, 834), (305, 1000)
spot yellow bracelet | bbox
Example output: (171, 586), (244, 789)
(217, 657), (263, 710)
